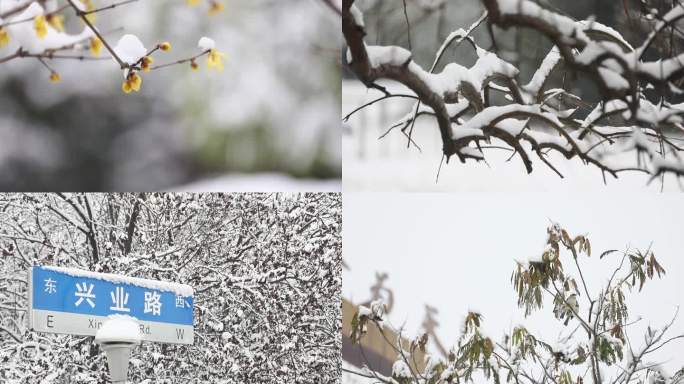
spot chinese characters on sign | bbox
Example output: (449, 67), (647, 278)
(175, 295), (185, 308)
(48, 280), (165, 316)
(30, 266), (194, 344)
(44, 278), (57, 294)
(144, 291), (162, 316)
(75, 282), (96, 308)
(110, 286), (130, 312)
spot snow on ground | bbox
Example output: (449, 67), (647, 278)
(343, 80), (682, 191)
(172, 173), (341, 192)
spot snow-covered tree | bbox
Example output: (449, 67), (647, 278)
(342, 0), (684, 185)
(0, 193), (341, 383)
(346, 223), (684, 384)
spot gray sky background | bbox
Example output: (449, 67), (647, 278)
(343, 192), (684, 375)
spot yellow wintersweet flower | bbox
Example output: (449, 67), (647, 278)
(49, 72), (61, 83)
(208, 1), (224, 16)
(159, 41), (172, 52)
(141, 56), (153, 72)
(80, 0), (97, 23)
(122, 72), (142, 94)
(0, 28), (9, 48)
(186, 0), (200, 6)
(90, 37), (102, 56)
(47, 14), (65, 32)
(34, 15), (48, 39)
(207, 49), (225, 71)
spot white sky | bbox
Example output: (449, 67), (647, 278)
(343, 192), (684, 376)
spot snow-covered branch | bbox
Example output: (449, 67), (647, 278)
(343, 0), (684, 183)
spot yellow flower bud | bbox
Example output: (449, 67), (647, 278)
(207, 49), (225, 71)
(122, 72), (142, 94)
(80, 0), (97, 23)
(90, 37), (103, 57)
(34, 15), (48, 39)
(159, 42), (172, 52)
(0, 28), (9, 48)
(208, 1), (225, 16)
(46, 14), (65, 32)
(49, 72), (61, 83)
(141, 56), (153, 72)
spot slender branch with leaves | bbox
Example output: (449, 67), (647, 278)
(347, 223), (683, 384)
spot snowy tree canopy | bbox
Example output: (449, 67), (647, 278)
(0, 0), (225, 93)
(342, 0), (684, 184)
(0, 193), (341, 383)
(346, 223), (684, 384)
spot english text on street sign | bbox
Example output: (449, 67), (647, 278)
(29, 266), (194, 344)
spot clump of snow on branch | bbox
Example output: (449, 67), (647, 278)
(198, 36), (216, 50)
(113, 34), (147, 65)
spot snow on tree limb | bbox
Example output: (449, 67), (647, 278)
(342, 0), (684, 183)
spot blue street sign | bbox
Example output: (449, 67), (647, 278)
(29, 266), (194, 344)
